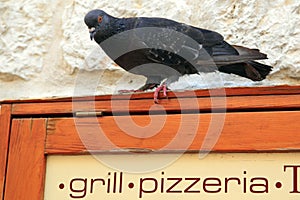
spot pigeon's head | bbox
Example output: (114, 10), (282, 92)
(84, 9), (113, 41)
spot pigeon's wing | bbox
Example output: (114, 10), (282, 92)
(130, 18), (241, 67)
(130, 26), (200, 77)
(133, 25), (206, 75)
(211, 45), (268, 65)
(109, 17), (269, 76)
(135, 17), (224, 46)
(179, 24), (268, 64)
(124, 18), (208, 67)
(140, 18), (272, 63)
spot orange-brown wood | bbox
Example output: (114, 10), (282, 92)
(0, 85), (298, 200)
(46, 111), (300, 154)
(0, 85), (299, 199)
(12, 94), (300, 115)
(5, 119), (46, 200)
(4, 85), (300, 105)
(0, 105), (11, 200)
(8, 85), (300, 115)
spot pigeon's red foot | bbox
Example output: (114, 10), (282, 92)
(118, 83), (168, 103)
(154, 83), (168, 104)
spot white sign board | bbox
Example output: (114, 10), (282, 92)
(45, 153), (300, 200)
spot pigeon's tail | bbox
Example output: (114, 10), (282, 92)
(218, 61), (272, 81)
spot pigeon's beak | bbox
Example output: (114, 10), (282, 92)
(89, 27), (96, 41)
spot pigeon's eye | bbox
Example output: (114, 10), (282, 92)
(98, 16), (103, 23)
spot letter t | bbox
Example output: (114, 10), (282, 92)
(284, 165), (300, 193)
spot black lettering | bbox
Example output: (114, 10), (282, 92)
(203, 178), (221, 193)
(107, 172), (111, 193)
(166, 178), (182, 193)
(69, 178), (87, 198)
(161, 172), (165, 193)
(139, 178), (158, 198)
(184, 178), (200, 193)
(224, 177), (241, 193)
(113, 172), (117, 193)
(90, 178), (105, 193)
(119, 172), (123, 193)
(284, 165), (300, 193)
(243, 171), (247, 193)
(250, 177), (269, 193)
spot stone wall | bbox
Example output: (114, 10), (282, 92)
(1, 0), (299, 100)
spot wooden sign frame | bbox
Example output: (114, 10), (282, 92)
(1, 85), (300, 199)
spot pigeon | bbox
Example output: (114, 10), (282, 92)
(84, 9), (272, 103)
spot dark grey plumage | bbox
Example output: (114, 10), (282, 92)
(84, 9), (272, 92)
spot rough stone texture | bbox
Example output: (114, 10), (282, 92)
(0, 0), (299, 100)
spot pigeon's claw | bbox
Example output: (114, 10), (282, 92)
(154, 84), (168, 104)
(163, 84), (167, 97)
